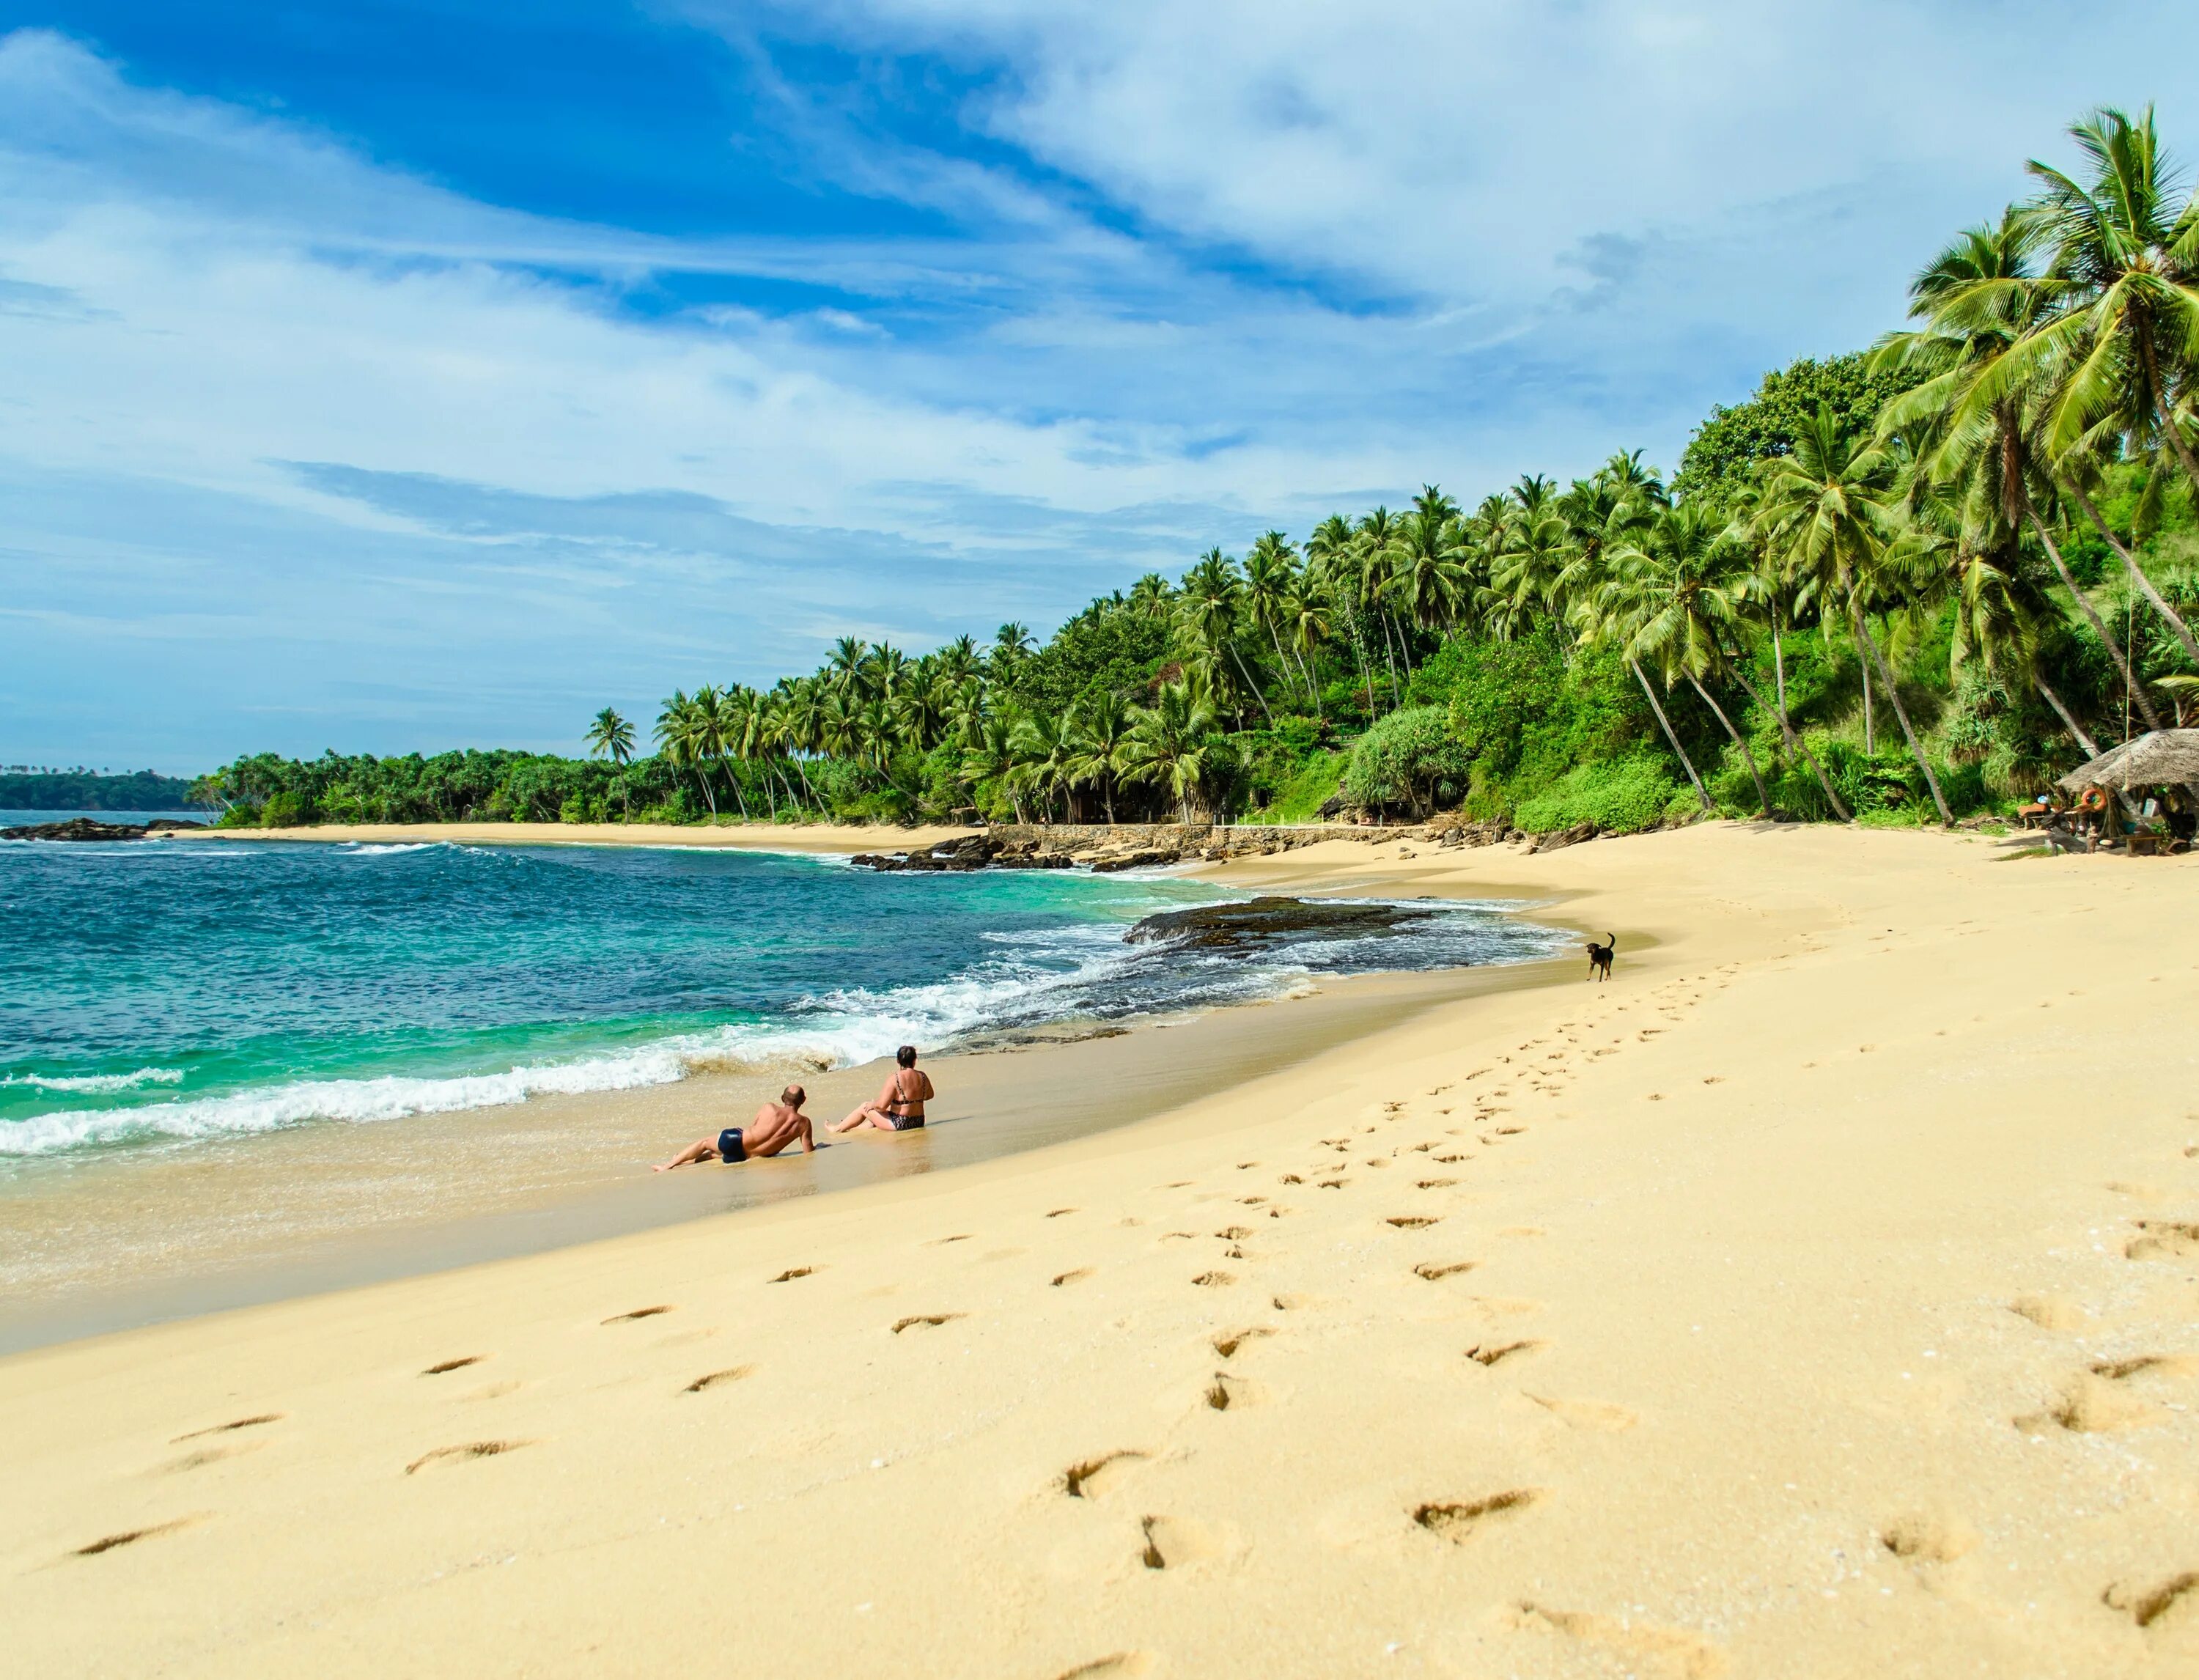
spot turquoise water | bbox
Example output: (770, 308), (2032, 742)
(0, 837), (1563, 1161)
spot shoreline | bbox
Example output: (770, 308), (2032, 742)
(0, 959), (1570, 1355)
(7, 825), (2195, 1675)
(177, 819), (987, 852)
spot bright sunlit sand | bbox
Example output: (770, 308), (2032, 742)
(5, 822), (2195, 1678)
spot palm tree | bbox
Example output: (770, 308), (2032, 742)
(826, 636), (869, 700)
(992, 623), (1036, 669)
(962, 712), (1023, 822)
(1281, 583), (1332, 721)
(1307, 513), (1376, 716)
(1391, 500), (1475, 641)
(1352, 509), (1408, 706)
(1600, 505), (1775, 818)
(1177, 548), (1271, 725)
(1872, 207), (2170, 734)
(1242, 532), (1308, 705)
(1756, 411), (1953, 822)
(584, 707), (636, 815)
(1066, 691), (1135, 822)
(1119, 680), (1219, 825)
(1008, 710), (1077, 822)
(2007, 107), (2199, 666)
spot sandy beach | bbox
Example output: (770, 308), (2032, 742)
(7, 822), (2198, 1676)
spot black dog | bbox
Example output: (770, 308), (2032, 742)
(1585, 932), (1616, 982)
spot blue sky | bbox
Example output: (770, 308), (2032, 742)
(3, 2), (2194, 771)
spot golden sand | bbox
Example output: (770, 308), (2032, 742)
(7, 823), (2198, 1677)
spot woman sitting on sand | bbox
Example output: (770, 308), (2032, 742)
(655, 1086), (814, 1169)
(830, 1045), (933, 1134)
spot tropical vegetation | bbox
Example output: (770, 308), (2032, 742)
(196, 107), (2199, 836)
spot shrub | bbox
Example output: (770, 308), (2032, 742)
(1343, 707), (1473, 816)
(260, 789), (313, 828)
(1512, 755), (1680, 835)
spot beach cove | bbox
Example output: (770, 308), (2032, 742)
(2, 822), (2197, 1676)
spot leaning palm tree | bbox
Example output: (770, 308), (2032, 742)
(1352, 509), (1410, 705)
(1871, 208), (2170, 733)
(1280, 583), (1332, 720)
(2007, 107), (2199, 665)
(961, 712), (1023, 822)
(1599, 506), (1775, 818)
(1119, 679), (1219, 824)
(1755, 411), (1953, 822)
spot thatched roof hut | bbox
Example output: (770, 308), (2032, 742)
(2056, 729), (2199, 793)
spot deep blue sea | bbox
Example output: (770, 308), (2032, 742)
(0, 835), (1563, 1163)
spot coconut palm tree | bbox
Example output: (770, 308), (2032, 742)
(1066, 691), (1135, 822)
(1599, 505), (1775, 818)
(2018, 107), (2199, 498)
(1281, 583), (1332, 721)
(1120, 679), (1220, 824)
(1177, 548), (1271, 725)
(1755, 411), (1953, 822)
(584, 707), (635, 766)
(1390, 501), (1476, 641)
(962, 712), (1023, 821)
(1009, 710), (1078, 822)
(1307, 513), (1377, 717)
(1872, 207), (2170, 734)
(1242, 532), (1308, 706)
(1352, 509), (1409, 705)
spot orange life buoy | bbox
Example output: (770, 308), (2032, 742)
(2077, 786), (2108, 814)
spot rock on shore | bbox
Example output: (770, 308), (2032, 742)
(1123, 895), (1436, 952)
(0, 817), (205, 842)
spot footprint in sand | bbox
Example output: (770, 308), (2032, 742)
(1052, 1268), (1093, 1287)
(171, 1414), (281, 1445)
(1050, 1655), (1153, 1680)
(1467, 1339), (1543, 1367)
(2127, 1221), (2199, 1262)
(1879, 1513), (1978, 1562)
(405, 1440), (532, 1474)
(1211, 1327), (1273, 1359)
(2016, 1372), (2164, 1434)
(1387, 1215), (1439, 1229)
(891, 1314), (965, 1334)
(770, 1267), (815, 1283)
(2105, 1571), (2199, 1634)
(71, 1515), (205, 1558)
(1508, 1600), (1726, 1679)
(1412, 1489), (1541, 1544)
(1138, 1514), (1222, 1570)
(1047, 1208), (1078, 1218)
(1413, 1261), (1477, 1281)
(423, 1356), (486, 1376)
(603, 1305), (673, 1324)
(2011, 1293), (2088, 1331)
(1526, 1393), (1636, 1431)
(1062, 1449), (1148, 1499)
(1190, 1271), (1235, 1288)
(682, 1366), (756, 1393)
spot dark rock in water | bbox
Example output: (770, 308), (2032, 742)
(850, 834), (1000, 872)
(1, 817), (205, 841)
(1088, 847), (1180, 873)
(1124, 895), (1434, 952)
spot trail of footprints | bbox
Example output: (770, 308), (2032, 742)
(76, 962), (1764, 1675)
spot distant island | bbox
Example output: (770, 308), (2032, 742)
(0, 769), (205, 812)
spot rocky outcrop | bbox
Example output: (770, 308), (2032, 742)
(0, 817), (205, 841)
(1124, 895), (1435, 952)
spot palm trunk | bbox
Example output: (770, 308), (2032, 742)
(2027, 509), (2164, 732)
(1266, 624), (1304, 706)
(2035, 676), (2100, 758)
(1687, 672), (1771, 818)
(1729, 664), (1849, 822)
(1292, 641), (1324, 720)
(1773, 619), (1786, 718)
(1852, 607), (1951, 824)
(1352, 612), (1377, 718)
(1632, 659), (1711, 812)
(1860, 640), (1875, 754)
(1378, 614), (1403, 709)
(1227, 642), (1275, 726)
(2066, 481), (2199, 670)
(698, 770), (720, 819)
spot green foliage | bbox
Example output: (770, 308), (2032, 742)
(0, 769), (201, 811)
(995, 602), (1168, 717)
(1245, 747), (1349, 824)
(1512, 756), (1682, 835)
(1673, 353), (1924, 509)
(1342, 707), (1472, 816)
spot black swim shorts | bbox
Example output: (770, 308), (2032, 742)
(890, 1113), (925, 1132)
(717, 1127), (746, 1163)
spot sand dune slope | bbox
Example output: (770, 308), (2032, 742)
(4, 825), (2196, 1678)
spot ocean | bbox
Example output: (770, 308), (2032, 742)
(0, 834), (1566, 1168)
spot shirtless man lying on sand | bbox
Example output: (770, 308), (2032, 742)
(655, 1086), (814, 1170)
